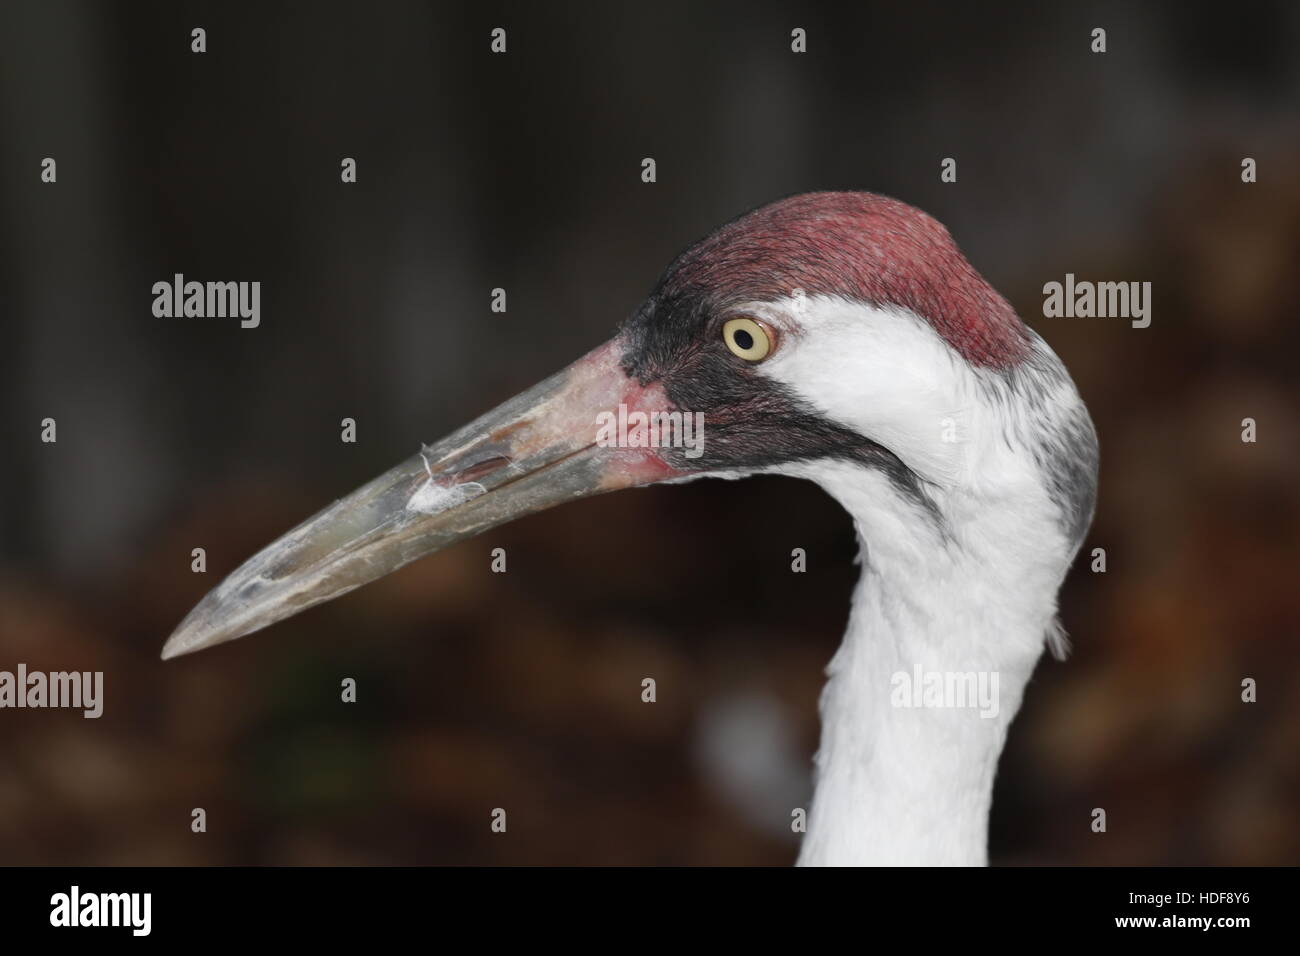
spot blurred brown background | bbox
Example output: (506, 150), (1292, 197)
(1, 0), (1297, 865)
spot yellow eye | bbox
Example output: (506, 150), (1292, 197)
(722, 316), (773, 361)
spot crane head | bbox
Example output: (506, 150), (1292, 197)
(163, 192), (1096, 660)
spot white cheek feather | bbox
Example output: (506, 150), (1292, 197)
(749, 295), (980, 489)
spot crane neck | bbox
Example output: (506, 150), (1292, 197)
(793, 461), (1062, 866)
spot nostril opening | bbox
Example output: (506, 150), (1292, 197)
(453, 455), (512, 483)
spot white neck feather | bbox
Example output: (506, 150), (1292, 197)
(791, 463), (1059, 866)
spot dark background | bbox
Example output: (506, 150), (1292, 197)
(1, 0), (1297, 865)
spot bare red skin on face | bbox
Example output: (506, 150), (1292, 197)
(661, 192), (1030, 368)
(606, 377), (684, 486)
(557, 340), (685, 487)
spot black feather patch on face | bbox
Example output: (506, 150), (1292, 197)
(616, 285), (937, 517)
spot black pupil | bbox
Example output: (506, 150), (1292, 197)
(733, 328), (754, 351)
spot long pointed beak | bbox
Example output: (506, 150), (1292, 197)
(162, 339), (682, 660)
